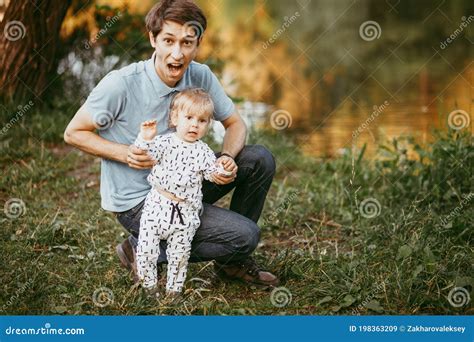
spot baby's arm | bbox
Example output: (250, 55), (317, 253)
(134, 120), (162, 161)
(201, 145), (221, 182)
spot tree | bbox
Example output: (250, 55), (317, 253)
(0, 0), (73, 102)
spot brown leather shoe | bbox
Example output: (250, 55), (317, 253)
(215, 257), (279, 287)
(116, 239), (139, 283)
(116, 239), (162, 284)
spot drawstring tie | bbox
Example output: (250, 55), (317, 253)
(170, 202), (185, 225)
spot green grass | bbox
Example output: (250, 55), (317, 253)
(0, 105), (472, 315)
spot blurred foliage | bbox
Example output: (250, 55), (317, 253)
(90, 5), (150, 60)
(59, 3), (150, 61)
(47, 3), (151, 102)
(25, 0), (473, 113)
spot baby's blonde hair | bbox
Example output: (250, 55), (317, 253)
(169, 88), (214, 128)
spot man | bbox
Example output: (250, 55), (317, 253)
(64, 0), (278, 287)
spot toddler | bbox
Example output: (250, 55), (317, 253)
(134, 88), (232, 298)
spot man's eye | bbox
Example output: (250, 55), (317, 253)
(184, 40), (193, 46)
(164, 39), (173, 44)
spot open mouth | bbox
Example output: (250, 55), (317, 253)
(167, 63), (183, 76)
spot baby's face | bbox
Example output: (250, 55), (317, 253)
(173, 110), (211, 142)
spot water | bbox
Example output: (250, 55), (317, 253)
(196, 0), (473, 157)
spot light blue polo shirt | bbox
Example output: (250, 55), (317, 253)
(84, 54), (235, 212)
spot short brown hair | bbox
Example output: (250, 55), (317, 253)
(146, 0), (207, 39)
(169, 88), (214, 128)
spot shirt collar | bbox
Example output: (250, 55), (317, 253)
(145, 52), (188, 98)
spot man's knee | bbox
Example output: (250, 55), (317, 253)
(239, 145), (276, 177)
(234, 220), (260, 255)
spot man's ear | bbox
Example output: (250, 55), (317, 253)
(149, 32), (157, 48)
(197, 35), (203, 46)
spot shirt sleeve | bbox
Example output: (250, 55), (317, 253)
(84, 71), (127, 130)
(199, 65), (235, 122)
(201, 143), (218, 182)
(134, 134), (167, 161)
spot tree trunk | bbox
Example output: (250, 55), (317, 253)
(0, 0), (73, 102)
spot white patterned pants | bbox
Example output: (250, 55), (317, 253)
(137, 191), (200, 293)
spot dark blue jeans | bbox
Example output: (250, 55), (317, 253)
(115, 145), (276, 265)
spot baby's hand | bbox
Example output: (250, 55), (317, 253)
(140, 120), (157, 141)
(218, 156), (234, 171)
(211, 155), (237, 184)
(216, 161), (233, 176)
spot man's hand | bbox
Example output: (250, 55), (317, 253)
(140, 120), (157, 141)
(127, 145), (156, 169)
(212, 155), (238, 185)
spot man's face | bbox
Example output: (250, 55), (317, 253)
(150, 21), (201, 87)
(172, 109), (211, 143)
